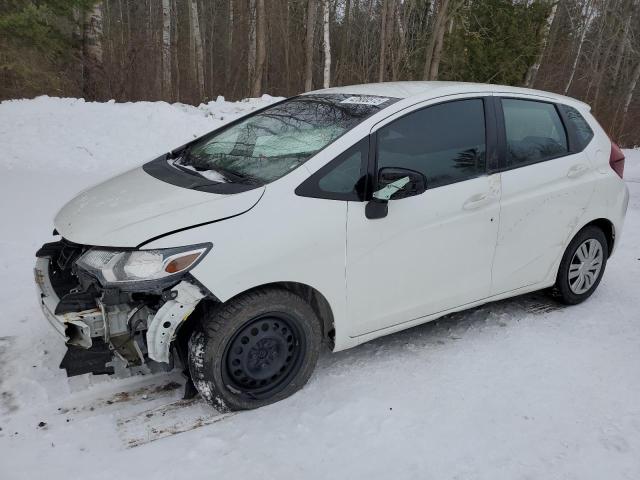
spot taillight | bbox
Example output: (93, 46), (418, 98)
(610, 142), (625, 178)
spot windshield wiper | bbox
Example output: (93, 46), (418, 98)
(210, 165), (261, 185)
(171, 150), (261, 186)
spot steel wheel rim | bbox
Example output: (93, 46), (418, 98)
(568, 238), (603, 295)
(222, 313), (305, 399)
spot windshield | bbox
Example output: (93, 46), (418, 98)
(170, 94), (398, 185)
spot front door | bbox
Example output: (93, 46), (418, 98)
(346, 97), (501, 337)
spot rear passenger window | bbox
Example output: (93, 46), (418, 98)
(558, 104), (594, 150)
(377, 99), (486, 190)
(502, 99), (568, 168)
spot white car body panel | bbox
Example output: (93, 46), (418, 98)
(144, 165), (350, 348)
(54, 166), (264, 247)
(346, 173), (501, 337)
(46, 82), (630, 355)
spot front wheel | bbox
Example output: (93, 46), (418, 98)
(188, 288), (321, 411)
(554, 225), (608, 305)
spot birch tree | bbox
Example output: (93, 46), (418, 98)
(524, 1), (558, 87)
(618, 60), (640, 134)
(564, 0), (595, 94)
(322, 0), (331, 88)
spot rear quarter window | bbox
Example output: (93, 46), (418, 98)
(558, 104), (594, 151)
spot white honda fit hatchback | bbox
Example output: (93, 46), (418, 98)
(35, 82), (629, 410)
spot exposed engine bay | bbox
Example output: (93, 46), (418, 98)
(34, 239), (209, 380)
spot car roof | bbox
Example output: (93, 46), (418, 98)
(306, 81), (589, 110)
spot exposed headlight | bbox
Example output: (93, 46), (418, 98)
(75, 244), (211, 288)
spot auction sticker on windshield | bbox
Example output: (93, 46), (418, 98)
(340, 96), (390, 106)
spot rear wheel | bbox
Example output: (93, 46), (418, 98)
(188, 288), (321, 411)
(554, 226), (608, 305)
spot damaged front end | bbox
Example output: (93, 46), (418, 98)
(34, 239), (212, 378)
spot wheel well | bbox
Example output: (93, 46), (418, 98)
(179, 282), (336, 349)
(583, 218), (615, 256)
(259, 282), (336, 347)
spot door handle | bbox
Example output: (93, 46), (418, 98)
(567, 164), (589, 179)
(463, 193), (491, 210)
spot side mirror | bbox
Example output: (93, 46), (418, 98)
(366, 167), (427, 219)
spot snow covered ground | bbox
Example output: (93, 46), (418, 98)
(0, 96), (639, 479)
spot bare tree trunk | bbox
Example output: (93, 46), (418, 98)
(170, 0), (180, 102)
(592, 38), (616, 112)
(393, 2), (408, 81)
(524, 1), (558, 87)
(345, 0), (352, 46)
(428, 0), (450, 81)
(610, 14), (630, 92)
(161, 0), (172, 100)
(423, 0), (450, 80)
(378, 0), (389, 82)
(565, 0), (594, 94)
(284, 1), (291, 91)
(322, 0), (331, 87)
(618, 60), (640, 135)
(226, 0), (234, 88)
(83, 2), (104, 99)
(251, 0), (266, 97)
(72, 6), (84, 94)
(248, 0), (256, 94)
(189, 0), (205, 101)
(304, 0), (318, 91)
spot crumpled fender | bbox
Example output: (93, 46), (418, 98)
(146, 281), (205, 363)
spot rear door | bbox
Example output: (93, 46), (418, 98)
(490, 95), (597, 295)
(345, 96), (501, 337)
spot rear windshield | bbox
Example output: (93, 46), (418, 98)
(162, 94), (397, 189)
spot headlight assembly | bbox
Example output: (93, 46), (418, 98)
(75, 243), (211, 289)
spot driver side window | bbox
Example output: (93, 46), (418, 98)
(377, 99), (487, 191)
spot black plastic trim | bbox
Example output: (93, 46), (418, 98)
(485, 96), (502, 174)
(60, 339), (114, 377)
(143, 156), (260, 194)
(55, 289), (98, 314)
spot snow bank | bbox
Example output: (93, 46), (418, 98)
(0, 95), (281, 174)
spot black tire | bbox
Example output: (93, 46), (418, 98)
(188, 288), (321, 411)
(554, 225), (608, 305)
